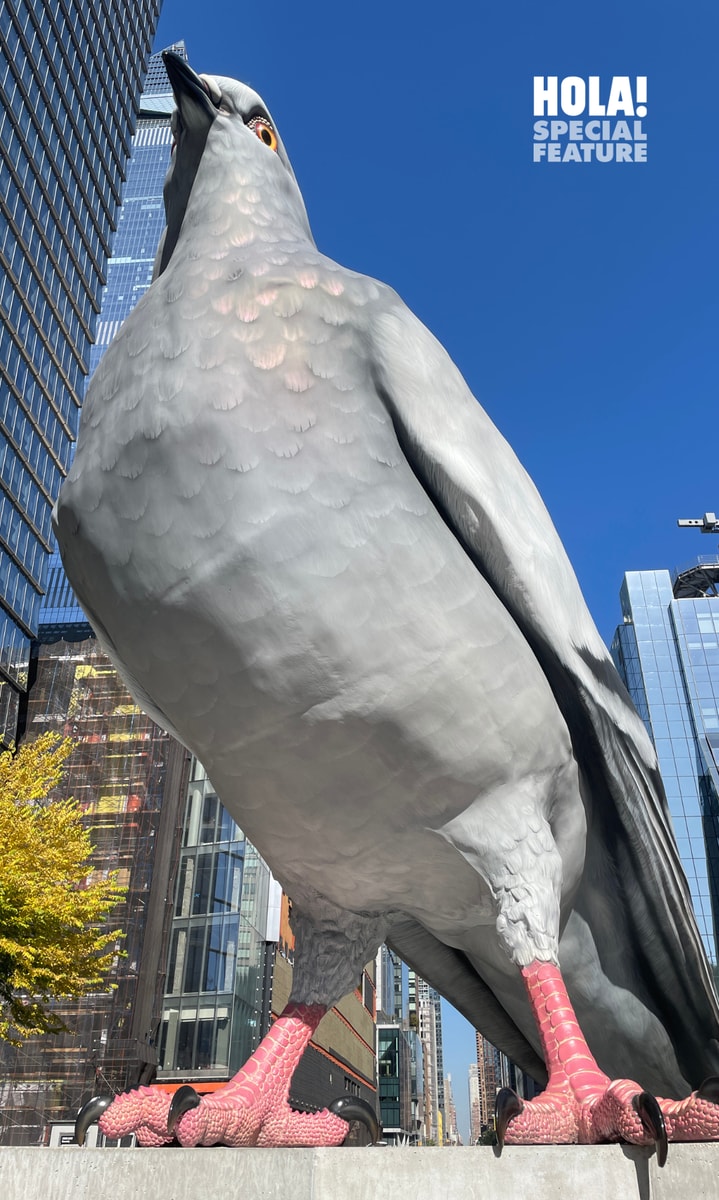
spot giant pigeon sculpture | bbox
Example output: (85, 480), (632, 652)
(58, 53), (719, 1155)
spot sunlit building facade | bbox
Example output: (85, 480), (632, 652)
(468, 1062), (482, 1143)
(611, 560), (719, 966)
(415, 975), (444, 1143)
(0, 0), (160, 746)
(443, 1072), (460, 1144)
(472, 1028), (537, 1139)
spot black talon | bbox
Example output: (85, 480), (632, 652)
(697, 1076), (719, 1104)
(632, 1091), (668, 1168)
(75, 1095), (112, 1145)
(167, 1084), (201, 1134)
(329, 1095), (381, 1145)
(495, 1087), (523, 1150)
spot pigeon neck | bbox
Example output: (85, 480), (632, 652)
(180, 131), (315, 252)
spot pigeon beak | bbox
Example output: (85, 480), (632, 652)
(162, 51), (217, 132)
(157, 52), (218, 277)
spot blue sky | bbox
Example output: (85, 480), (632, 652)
(151, 0), (718, 1141)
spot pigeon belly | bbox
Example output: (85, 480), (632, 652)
(56, 264), (578, 927)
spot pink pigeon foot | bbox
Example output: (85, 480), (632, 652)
(79, 1003), (355, 1147)
(497, 961), (719, 1162)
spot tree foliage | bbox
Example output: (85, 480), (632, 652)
(0, 733), (126, 1043)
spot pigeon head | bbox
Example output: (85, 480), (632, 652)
(157, 50), (311, 275)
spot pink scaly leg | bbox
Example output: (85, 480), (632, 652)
(96, 1003), (350, 1147)
(500, 961), (719, 1155)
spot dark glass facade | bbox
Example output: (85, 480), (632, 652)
(158, 760), (276, 1081)
(377, 1024), (413, 1140)
(0, 0), (161, 746)
(612, 565), (719, 965)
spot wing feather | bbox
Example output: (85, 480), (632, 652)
(371, 297), (719, 1086)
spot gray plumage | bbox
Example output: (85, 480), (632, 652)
(55, 53), (719, 1098)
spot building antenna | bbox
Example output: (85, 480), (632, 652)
(677, 512), (719, 534)
(674, 512), (719, 598)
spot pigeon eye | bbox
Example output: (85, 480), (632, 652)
(248, 118), (278, 152)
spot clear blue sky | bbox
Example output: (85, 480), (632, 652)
(152, 0), (718, 1142)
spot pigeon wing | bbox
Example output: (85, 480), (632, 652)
(368, 293), (719, 1086)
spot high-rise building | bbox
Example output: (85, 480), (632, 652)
(443, 1072), (460, 1144)
(415, 975), (444, 1143)
(376, 1022), (414, 1142)
(86, 41), (184, 381)
(472, 1028), (537, 1138)
(468, 1062), (482, 1144)
(474, 1030), (505, 1132)
(611, 557), (719, 967)
(0, 0), (161, 746)
(376, 944), (404, 1023)
(373, 947), (423, 1143)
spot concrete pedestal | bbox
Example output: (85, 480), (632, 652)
(2, 1143), (717, 1199)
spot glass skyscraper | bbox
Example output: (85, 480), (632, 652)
(87, 41), (182, 378)
(611, 558), (719, 968)
(0, 0), (161, 746)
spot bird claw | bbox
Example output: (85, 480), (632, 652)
(75, 1095), (112, 1145)
(167, 1084), (202, 1134)
(697, 1076), (719, 1104)
(328, 1095), (381, 1144)
(494, 1087), (523, 1149)
(632, 1091), (668, 1167)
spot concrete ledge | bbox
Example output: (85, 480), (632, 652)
(1, 1143), (718, 1199)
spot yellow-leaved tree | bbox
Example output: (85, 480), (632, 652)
(0, 732), (126, 1043)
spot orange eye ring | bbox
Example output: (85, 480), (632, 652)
(248, 118), (278, 152)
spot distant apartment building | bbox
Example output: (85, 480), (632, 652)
(415, 975), (445, 1143)
(468, 1061), (482, 1143)
(0, 0), (160, 744)
(473, 1028), (538, 1137)
(443, 1072), (460, 1144)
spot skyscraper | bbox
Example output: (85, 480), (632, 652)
(611, 557), (719, 968)
(468, 1062), (482, 1144)
(86, 41), (184, 380)
(443, 1072), (460, 1144)
(415, 975), (444, 1143)
(0, 0), (161, 745)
